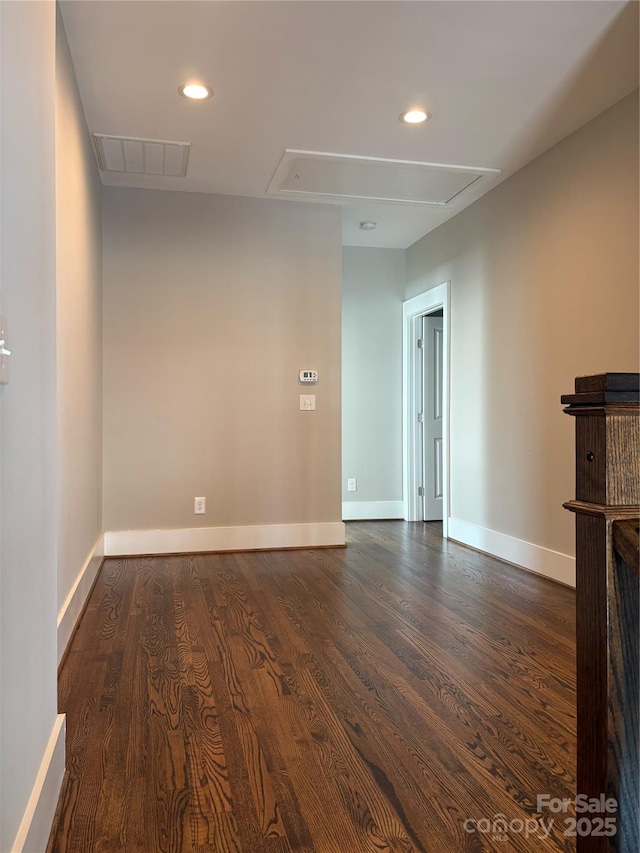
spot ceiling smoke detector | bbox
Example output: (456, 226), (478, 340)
(359, 221), (377, 231)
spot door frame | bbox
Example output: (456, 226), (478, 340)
(402, 282), (450, 535)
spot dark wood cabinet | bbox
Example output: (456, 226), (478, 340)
(563, 373), (639, 852)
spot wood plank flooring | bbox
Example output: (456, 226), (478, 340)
(48, 522), (576, 852)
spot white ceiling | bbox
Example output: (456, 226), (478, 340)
(60, 1), (639, 249)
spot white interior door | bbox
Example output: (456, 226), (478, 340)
(421, 314), (444, 521)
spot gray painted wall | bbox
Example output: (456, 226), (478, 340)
(406, 92), (639, 558)
(103, 189), (342, 532)
(342, 247), (405, 507)
(0, 2), (58, 847)
(56, 9), (103, 611)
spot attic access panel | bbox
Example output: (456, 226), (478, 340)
(267, 150), (501, 205)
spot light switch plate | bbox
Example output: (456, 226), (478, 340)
(300, 394), (316, 411)
(0, 314), (9, 385)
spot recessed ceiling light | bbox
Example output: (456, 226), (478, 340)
(178, 83), (214, 101)
(359, 221), (377, 231)
(399, 109), (430, 125)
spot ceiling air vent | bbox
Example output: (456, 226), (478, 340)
(93, 134), (191, 177)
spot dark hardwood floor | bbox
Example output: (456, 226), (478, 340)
(48, 522), (576, 852)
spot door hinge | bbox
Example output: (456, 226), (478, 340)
(417, 338), (424, 349)
(417, 412), (424, 423)
(418, 486), (425, 497)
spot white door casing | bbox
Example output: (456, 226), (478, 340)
(402, 282), (450, 534)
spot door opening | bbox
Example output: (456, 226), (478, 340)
(402, 283), (450, 535)
(419, 311), (444, 521)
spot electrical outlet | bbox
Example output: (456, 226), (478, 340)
(194, 496), (206, 515)
(347, 478), (357, 492)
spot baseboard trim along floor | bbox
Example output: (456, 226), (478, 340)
(104, 521), (346, 557)
(448, 517), (576, 587)
(12, 714), (66, 853)
(342, 500), (404, 521)
(57, 534), (105, 665)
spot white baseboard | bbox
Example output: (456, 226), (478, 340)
(342, 501), (404, 521)
(11, 714), (66, 853)
(104, 521), (346, 556)
(57, 533), (105, 665)
(448, 517), (575, 587)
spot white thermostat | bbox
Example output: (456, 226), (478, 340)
(299, 370), (318, 383)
